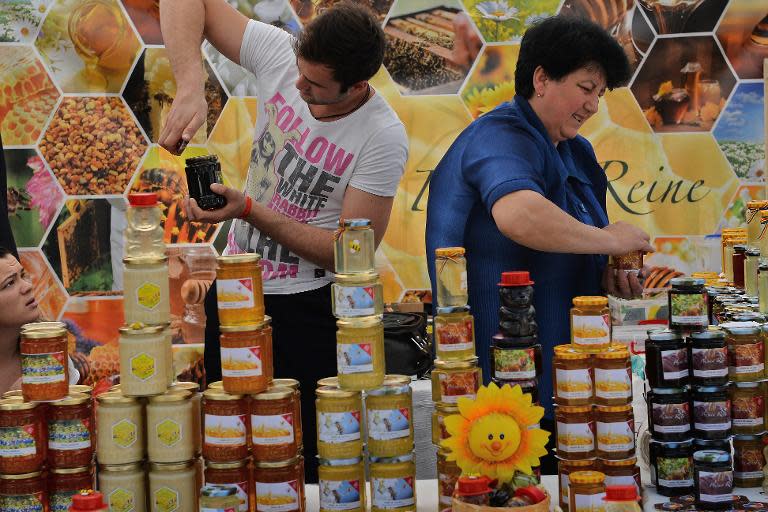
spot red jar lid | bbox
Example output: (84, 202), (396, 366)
(456, 475), (493, 496)
(605, 485), (638, 501)
(128, 193), (157, 206)
(514, 486), (546, 504)
(70, 490), (106, 510)
(498, 271), (534, 286)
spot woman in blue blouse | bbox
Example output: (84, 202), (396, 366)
(426, 16), (654, 472)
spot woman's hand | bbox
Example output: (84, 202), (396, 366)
(602, 222), (655, 256)
(182, 183), (247, 223)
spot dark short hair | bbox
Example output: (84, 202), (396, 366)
(295, 1), (385, 91)
(514, 16), (631, 99)
(0, 247), (10, 259)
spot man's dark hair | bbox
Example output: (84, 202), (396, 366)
(0, 247), (10, 259)
(295, 1), (385, 91)
(515, 16), (631, 99)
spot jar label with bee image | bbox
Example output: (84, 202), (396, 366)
(572, 314), (610, 346)
(555, 368), (593, 400)
(692, 347), (728, 377)
(217, 278), (255, 310)
(204, 414), (247, 447)
(556, 421), (595, 453)
(254, 480), (299, 511)
(251, 413), (294, 446)
(137, 282), (161, 310)
(594, 368), (632, 400)
(337, 343), (373, 374)
(597, 420), (635, 453)
(221, 346), (263, 378)
(372, 477), (415, 509)
(318, 412), (361, 444)
(320, 478), (362, 511)
(367, 408), (410, 441)
(333, 285), (376, 317)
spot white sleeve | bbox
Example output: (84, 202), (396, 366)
(348, 123), (409, 197)
(239, 19), (296, 81)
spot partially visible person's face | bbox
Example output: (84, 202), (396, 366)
(0, 255), (39, 329)
(295, 57), (349, 106)
(537, 65), (606, 144)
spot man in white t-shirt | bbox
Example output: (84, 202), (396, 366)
(158, 0), (408, 481)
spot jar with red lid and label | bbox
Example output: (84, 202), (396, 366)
(594, 345), (632, 406)
(47, 393), (93, 468)
(49, 466), (94, 512)
(556, 405), (595, 460)
(0, 471), (46, 511)
(205, 459), (250, 512)
(553, 345), (593, 406)
(0, 398), (45, 474)
(250, 386), (301, 462)
(497, 271), (537, 338)
(203, 389), (249, 462)
(595, 405), (635, 460)
(254, 456), (305, 512)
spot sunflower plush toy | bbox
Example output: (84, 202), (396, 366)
(442, 382), (550, 503)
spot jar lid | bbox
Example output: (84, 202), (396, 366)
(170, 381), (201, 393)
(96, 392), (138, 405)
(207, 381), (223, 390)
(693, 385), (728, 393)
(50, 393), (90, 406)
(254, 456), (302, 469)
(456, 475), (494, 496)
(436, 305), (470, 315)
(150, 460), (195, 471)
(554, 346), (590, 360)
(0, 398), (37, 411)
(252, 386), (294, 401)
(123, 256), (168, 265)
(51, 466), (91, 475)
(733, 434), (763, 442)
(186, 154), (218, 165)
(762, 211), (768, 220)
(201, 484), (237, 498)
(651, 387), (687, 395)
(128, 192), (158, 206)
(69, 384), (93, 395)
(690, 328), (725, 340)
(100, 462), (143, 472)
(572, 296), (608, 307)
(149, 391), (191, 403)
(219, 317), (272, 332)
(318, 457), (363, 466)
(557, 405), (593, 414)
(20, 326), (67, 338)
(216, 254), (260, 265)
(648, 330), (683, 342)
(734, 245), (747, 252)
(0, 390), (22, 398)
(559, 458), (596, 467)
(596, 404), (632, 413)
(315, 386), (359, 399)
(498, 271), (534, 287)
(515, 486), (547, 504)
(434, 357), (478, 370)
(722, 322), (761, 335)
(693, 450), (730, 464)
(569, 470), (605, 484)
(747, 248), (761, 257)
(369, 453), (414, 464)
(203, 389), (245, 400)
(435, 247), (464, 257)
(336, 315), (383, 329)
(119, 323), (169, 335)
(435, 403), (459, 413)
(670, 277), (705, 287)
(600, 457), (637, 467)
(0, 472), (42, 480)
(272, 378), (300, 390)
(21, 321), (67, 331)
(341, 218), (371, 229)
(367, 376), (411, 396)
(595, 346), (629, 359)
(206, 459), (249, 470)
(650, 439), (693, 449)
(316, 376), (339, 388)
(334, 272), (379, 284)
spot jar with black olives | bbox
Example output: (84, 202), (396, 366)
(647, 387), (691, 442)
(693, 450), (733, 510)
(650, 439), (694, 496)
(646, 330), (689, 388)
(689, 329), (728, 386)
(692, 386), (731, 440)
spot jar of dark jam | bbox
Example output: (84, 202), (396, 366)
(497, 271), (537, 337)
(732, 434), (764, 488)
(689, 329), (728, 386)
(185, 155), (227, 210)
(650, 439), (694, 496)
(693, 450), (733, 510)
(693, 438), (731, 453)
(732, 245), (747, 289)
(692, 386), (731, 440)
(647, 387), (691, 442)
(646, 330), (689, 388)
(729, 382), (765, 435)
(669, 278), (708, 332)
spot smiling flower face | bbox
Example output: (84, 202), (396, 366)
(443, 382), (549, 481)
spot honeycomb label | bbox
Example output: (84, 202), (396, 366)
(130, 353), (156, 381)
(108, 488), (135, 512)
(154, 486), (179, 512)
(136, 282), (161, 310)
(156, 419), (181, 447)
(111, 419), (137, 448)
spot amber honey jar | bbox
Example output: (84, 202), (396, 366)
(253, 456), (305, 512)
(553, 345), (593, 406)
(558, 458), (596, 511)
(556, 405), (595, 460)
(595, 404), (635, 460)
(568, 471), (606, 512)
(202, 389), (249, 463)
(250, 386), (300, 462)
(570, 296), (610, 353)
(205, 459), (251, 512)
(216, 254), (265, 326)
(594, 344), (632, 406)
(219, 319), (274, 394)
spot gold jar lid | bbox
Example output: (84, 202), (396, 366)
(569, 470), (605, 484)
(150, 460), (195, 471)
(596, 346), (629, 359)
(119, 323), (170, 335)
(149, 391), (191, 403)
(51, 466), (90, 475)
(573, 296), (608, 307)
(170, 381), (200, 393)
(21, 321), (67, 331)
(554, 346), (590, 360)
(220, 317), (272, 332)
(123, 256), (168, 265)
(434, 357), (478, 371)
(69, 384), (93, 395)
(435, 247), (465, 258)
(207, 381), (223, 390)
(334, 272), (379, 284)
(0, 398), (37, 411)
(317, 376), (339, 388)
(217, 254), (260, 265)
(557, 405), (593, 414)
(206, 459), (250, 470)
(203, 389), (245, 400)
(96, 392), (139, 405)
(252, 386), (294, 401)
(336, 316), (383, 329)
(254, 456), (301, 469)
(596, 404), (632, 413)
(0, 472), (42, 480)
(100, 462), (143, 472)
(601, 457), (637, 467)
(21, 327), (67, 338)
(435, 403), (459, 413)
(315, 387), (360, 399)
(383, 375), (411, 387)
(273, 378), (300, 390)
(50, 393), (90, 407)
(1, 390), (23, 399)
(560, 459), (596, 467)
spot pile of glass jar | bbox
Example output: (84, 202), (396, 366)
(555, 296), (640, 512)
(0, 351), (94, 512)
(430, 246), (479, 510)
(311, 218), (416, 512)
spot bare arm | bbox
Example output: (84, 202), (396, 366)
(491, 190), (653, 255)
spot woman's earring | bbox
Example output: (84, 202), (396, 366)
(536, 92), (542, 97)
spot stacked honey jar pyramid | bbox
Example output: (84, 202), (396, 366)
(555, 295), (640, 512)
(430, 247), (480, 510)
(314, 218), (416, 512)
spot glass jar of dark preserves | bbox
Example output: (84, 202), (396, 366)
(647, 387), (691, 442)
(668, 277), (708, 332)
(692, 386), (731, 440)
(693, 450), (733, 510)
(646, 330), (689, 388)
(650, 439), (694, 497)
(689, 329), (728, 386)
(693, 438), (731, 453)
(185, 155), (227, 210)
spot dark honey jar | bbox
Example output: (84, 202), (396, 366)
(185, 155), (227, 210)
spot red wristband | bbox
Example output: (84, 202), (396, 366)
(238, 195), (252, 219)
